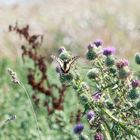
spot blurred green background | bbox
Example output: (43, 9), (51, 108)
(0, 0), (140, 139)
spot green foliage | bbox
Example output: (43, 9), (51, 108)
(0, 59), (79, 140)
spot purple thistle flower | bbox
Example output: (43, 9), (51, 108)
(87, 42), (94, 50)
(103, 46), (115, 56)
(73, 123), (84, 134)
(87, 110), (95, 120)
(92, 92), (102, 101)
(131, 80), (140, 88)
(58, 47), (66, 54)
(116, 59), (129, 69)
(94, 132), (104, 140)
(94, 39), (103, 47)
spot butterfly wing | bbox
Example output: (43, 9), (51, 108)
(51, 55), (79, 74)
(64, 56), (80, 73)
(51, 55), (64, 67)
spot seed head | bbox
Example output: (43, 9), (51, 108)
(7, 68), (19, 84)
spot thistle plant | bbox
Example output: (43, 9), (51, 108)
(9, 23), (140, 139)
(52, 39), (140, 140)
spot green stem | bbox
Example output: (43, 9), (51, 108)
(101, 124), (111, 140)
(103, 121), (114, 140)
(19, 82), (42, 140)
(99, 105), (140, 139)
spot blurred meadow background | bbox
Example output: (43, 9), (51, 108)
(1, 0), (140, 60)
(0, 0), (140, 139)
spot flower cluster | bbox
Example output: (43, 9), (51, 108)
(56, 39), (140, 139)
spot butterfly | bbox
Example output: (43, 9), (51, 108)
(51, 55), (79, 74)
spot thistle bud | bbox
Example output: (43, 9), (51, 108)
(59, 51), (71, 61)
(59, 73), (74, 83)
(105, 56), (115, 67)
(118, 67), (130, 79)
(106, 101), (114, 110)
(135, 53), (140, 65)
(108, 67), (117, 74)
(87, 68), (99, 79)
(79, 94), (88, 105)
(128, 88), (139, 100)
(86, 50), (97, 61)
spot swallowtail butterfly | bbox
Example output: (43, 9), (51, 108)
(51, 55), (79, 74)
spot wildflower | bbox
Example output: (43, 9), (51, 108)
(103, 46), (115, 56)
(116, 59), (129, 69)
(94, 39), (103, 47)
(87, 110), (95, 120)
(58, 47), (66, 54)
(87, 42), (94, 51)
(94, 132), (103, 140)
(135, 53), (140, 65)
(131, 80), (140, 88)
(92, 92), (102, 101)
(73, 123), (84, 134)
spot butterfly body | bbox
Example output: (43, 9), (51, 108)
(51, 55), (79, 74)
